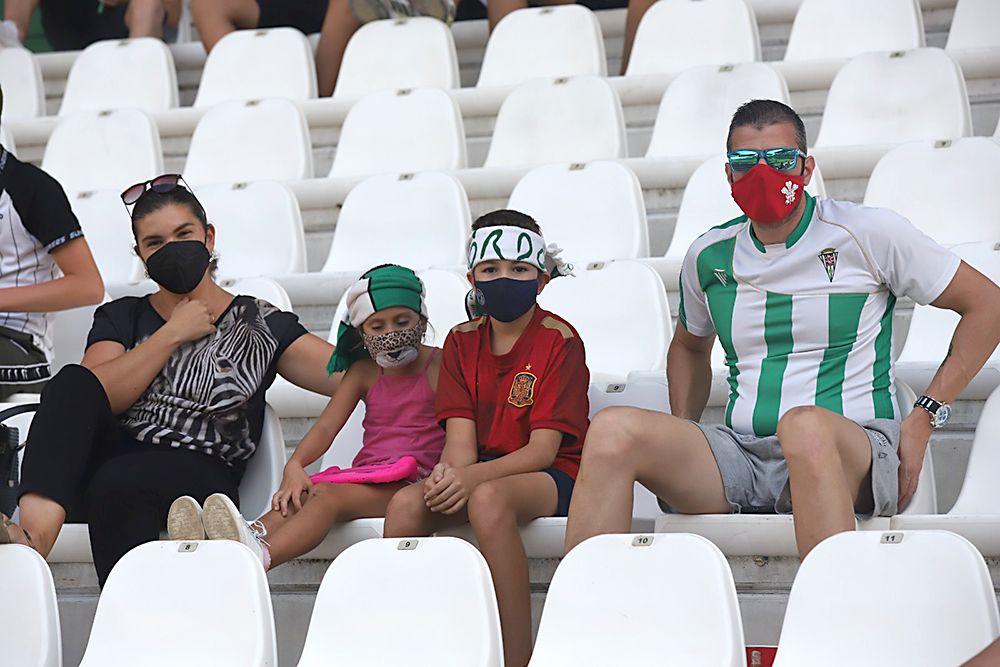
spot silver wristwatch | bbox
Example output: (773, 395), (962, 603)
(914, 395), (952, 429)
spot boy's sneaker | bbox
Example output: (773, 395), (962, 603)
(202, 493), (270, 569)
(166, 496), (205, 541)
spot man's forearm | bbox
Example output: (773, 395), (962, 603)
(666, 343), (713, 421)
(924, 307), (1000, 404)
(0, 275), (104, 313)
(4, 0), (38, 41)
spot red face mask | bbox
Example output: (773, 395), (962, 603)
(730, 164), (804, 225)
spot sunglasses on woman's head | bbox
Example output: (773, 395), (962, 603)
(727, 147), (806, 173)
(120, 174), (190, 205)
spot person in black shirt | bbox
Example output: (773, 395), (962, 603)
(2, 176), (340, 585)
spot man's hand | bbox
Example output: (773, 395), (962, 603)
(424, 464), (480, 515)
(897, 410), (933, 511)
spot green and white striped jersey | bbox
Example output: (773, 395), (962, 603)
(679, 194), (960, 437)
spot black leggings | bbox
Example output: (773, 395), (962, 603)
(19, 365), (241, 586)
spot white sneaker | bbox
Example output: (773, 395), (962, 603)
(202, 493), (269, 568)
(166, 496), (205, 541)
(0, 21), (22, 48)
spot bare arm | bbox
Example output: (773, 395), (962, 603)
(438, 417), (479, 469)
(0, 237), (104, 313)
(666, 324), (716, 421)
(287, 362), (368, 469)
(276, 333), (342, 397)
(467, 428), (562, 483)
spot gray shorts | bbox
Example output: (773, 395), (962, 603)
(689, 418), (900, 519)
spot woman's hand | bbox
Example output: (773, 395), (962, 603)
(424, 464), (480, 515)
(162, 298), (215, 345)
(273, 461), (314, 517)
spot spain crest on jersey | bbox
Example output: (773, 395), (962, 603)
(818, 247), (838, 282)
(508, 367), (537, 408)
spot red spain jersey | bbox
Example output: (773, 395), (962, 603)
(435, 306), (590, 479)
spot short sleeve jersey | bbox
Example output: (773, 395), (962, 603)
(678, 194), (961, 437)
(435, 307), (590, 478)
(87, 295), (307, 465)
(0, 148), (84, 359)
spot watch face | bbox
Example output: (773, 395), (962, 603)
(935, 404), (952, 427)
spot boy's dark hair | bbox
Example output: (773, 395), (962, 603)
(727, 99), (808, 153)
(130, 186), (208, 239)
(472, 209), (542, 235)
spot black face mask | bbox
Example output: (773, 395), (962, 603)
(145, 240), (211, 294)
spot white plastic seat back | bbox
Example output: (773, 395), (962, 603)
(0, 126), (16, 156)
(815, 49), (971, 148)
(949, 384), (1000, 514)
(70, 190), (140, 285)
(52, 296), (109, 373)
(334, 18), (459, 99)
(773, 530), (1000, 666)
(484, 76), (626, 168)
(508, 161), (649, 264)
(192, 181), (307, 279)
(239, 404), (285, 520)
(0, 544), (62, 667)
(194, 27), (317, 107)
(60, 38), (178, 115)
(626, 0), (760, 77)
(784, 0), (924, 61)
(419, 269), (472, 346)
(864, 137), (1000, 247)
(329, 88), (466, 177)
(43, 109), (164, 194)
(185, 98), (313, 186)
(947, 0), (1000, 50)
(223, 277), (293, 311)
(79, 540), (277, 667)
(320, 402), (366, 470)
(530, 534), (744, 666)
(322, 172), (470, 274)
(646, 63), (789, 159)
(538, 261), (670, 382)
(477, 6), (606, 87)
(0, 48), (45, 119)
(296, 537), (503, 666)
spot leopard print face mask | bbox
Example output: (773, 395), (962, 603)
(362, 320), (427, 369)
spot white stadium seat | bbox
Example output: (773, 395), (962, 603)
(946, 0), (1000, 50)
(60, 38), (178, 115)
(530, 534), (744, 666)
(0, 48), (45, 120)
(477, 5), (606, 88)
(892, 384), (1000, 554)
(334, 17), (460, 99)
(507, 161), (650, 265)
(184, 98), (314, 186)
(194, 27), (317, 107)
(42, 109), (164, 194)
(329, 88), (467, 178)
(645, 63), (789, 160)
(538, 261), (671, 382)
(0, 125), (16, 156)
(863, 137), (1000, 247)
(78, 541), (278, 667)
(70, 190), (141, 285)
(814, 48), (971, 149)
(626, 0), (761, 77)
(222, 277), (293, 311)
(783, 0), (924, 61)
(484, 76), (626, 168)
(0, 544), (62, 667)
(296, 537), (502, 667)
(773, 530), (1000, 667)
(321, 172), (470, 275)
(51, 297), (108, 373)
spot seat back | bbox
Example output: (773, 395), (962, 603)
(70, 189), (142, 285)
(784, 0), (924, 61)
(646, 63), (788, 159)
(0, 48), (45, 120)
(419, 269), (473, 346)
(51, 297), (109, 373)
(0, 125), (16, 156)
(222, 277), (293, 311)
(43, 109), (164, 194)
(79, 541), (277, 666)
(320, 402), (366, 470)
(322, 172), (470, 274)
(60, 38), (178, 115)
(477, 5), (605, 87)
(185, 98), (314, 186)
(815, 49), (971, 148)
(334, 17), (459, 99)
(538, 261), (671, 382)
(508, 161), (649, 264)
(0, 544), (62, 667)
(239, 404), (285, 521)
(329, 88), (466, 177)
(194, 27), (317, 107)
(951, 384), (1000, 514)
(774, 530), (1000, 666)
(626, 0), (760, 77)
(484, 76), (626, 168)
(948, 0), (1000, 50)
(530, 533), (744, 666)
(297, 537), (502, 666)
(864, 137), (1000, 246)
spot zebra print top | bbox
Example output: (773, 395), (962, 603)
(87, 295), (306, 465)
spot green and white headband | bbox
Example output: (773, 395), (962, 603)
(467, 225), (573, 278)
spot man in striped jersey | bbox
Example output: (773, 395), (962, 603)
(566, 100), (1000, 558)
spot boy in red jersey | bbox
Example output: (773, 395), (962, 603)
(384, 209), (590, 667)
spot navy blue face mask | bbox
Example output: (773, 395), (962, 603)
(474, 277), (539, 323)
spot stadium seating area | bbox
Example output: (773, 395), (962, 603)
(1, 0), (1000, 664)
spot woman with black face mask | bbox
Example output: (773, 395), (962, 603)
(0, 175), (341, 587)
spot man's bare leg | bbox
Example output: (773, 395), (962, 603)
(564, 407), (730, 553)
(190, 0), (258, 51)
(124, 0), (168, 38)
(963, 637), (1000, 666)
(315, 0), (360, 97)
(778, 406), (878, 559)
(10, 493), (67, 556)
(620, 0), (656, 74)
(4, 0), (38, 42)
